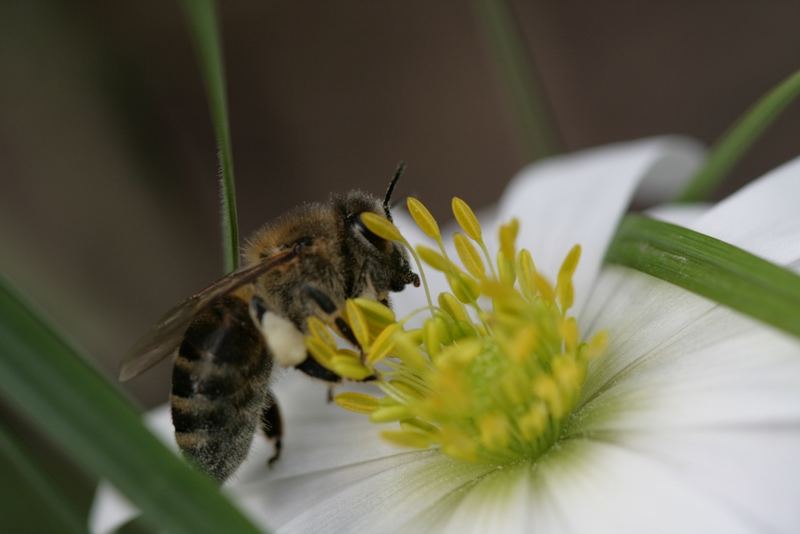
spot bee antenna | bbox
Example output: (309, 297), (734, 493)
(383, 161), (405, 221)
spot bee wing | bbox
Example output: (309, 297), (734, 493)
(118, 249), (296, 382)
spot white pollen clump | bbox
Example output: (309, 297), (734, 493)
(261, 312), (307, 367)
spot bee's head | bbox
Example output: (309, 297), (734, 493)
(333, 165), (420, 297)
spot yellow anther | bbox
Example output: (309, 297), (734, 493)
(400, 418), (437, 434)
(332, 361), (373, 381)
(582, 330), (608, 361)
(559, 245), (582, 278)
(479, 413), (510, 450)
(451, 197), (482, 242)
(334, 392), (380, 414)
(497, 250), (516, 287)
(424, 316), (450, 357)
(345, 299), (371, 351)
(352, 298), (396, 328)
(366, 323), (400, 364)
(370, 405), (413, 423)
(446, 272), (480, 304)
(499, 218), (519, 263)
(454, 233), (485, 278)
(380, 429), (434, 448)
(360, 212), (406, 243)
(533, 272), (555, 302)
(518, 402), (548, 441)
(552, 356), (580, 395)
(438, 292), (470, 323)
(388, 380), (424, 401)
(508, 325), (537, 364)
(330, 352), (360, 366)
(393, 334), (430, 371)
(435, 338), (482, 369)
(407, 197), (441, 240)
(560, 317), (579, 353)
(556, 245), (580, 312)
(404, 327), (425, 345)
(416, 245), (451, 272)
(305, 337), (337, 369)
(306, 316), (335, 349)
(533, 374), (564, 418)
(516, 249), (537, 300)
(557, 276), (574, 312)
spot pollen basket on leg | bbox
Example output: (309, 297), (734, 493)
(307, 198), (608, 465)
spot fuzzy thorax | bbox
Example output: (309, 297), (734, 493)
(306, 197), (607, 465)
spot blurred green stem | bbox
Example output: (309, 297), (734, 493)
(473, 0), (562, 161)
(0, 422), (84, 534)
(182, 0), (240, 272)
(677, 69), (800, 201)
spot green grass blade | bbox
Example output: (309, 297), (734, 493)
(473, 0), (562, 161)
(677, 69), (800, 202)
(182, 0), (240, 272)
(0, 278), (261, 534)
(606, 215), (800, 339)
(0, 422), (85, 534)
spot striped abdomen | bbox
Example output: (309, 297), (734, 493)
(171, 294), (271, 481)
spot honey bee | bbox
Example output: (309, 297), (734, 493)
(119, 166), (419, 482)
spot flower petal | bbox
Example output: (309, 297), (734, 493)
(406, 437), (762, 534)
(646, 203), (711, 227)
(583, 152), (800, 400)
(237, 452), (493, 532)
(689, 154), (800, 265)
(576, 270), (800, 532)
(495, 136), (704, 316)
(573, 307), (800, 533)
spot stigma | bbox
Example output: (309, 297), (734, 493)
(306, 197), (607, 465)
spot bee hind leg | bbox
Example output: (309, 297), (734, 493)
(261, 390), (283, 467)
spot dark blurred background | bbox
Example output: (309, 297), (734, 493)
(1, 1), (799, 529)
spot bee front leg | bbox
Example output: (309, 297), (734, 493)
(301, 285), (377, 383)
(302, 285), (360, 349)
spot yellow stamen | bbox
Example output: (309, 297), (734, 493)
(335, 392), (380, 414)
(451, 197), (482, 242)
(454, 233), (486, 279)
(307, 197), (608, 466)
(367, 323), (400, 364)
(407, 197), (441, 240)
(351, 298), (396, 329)
(416, 245), (452, 272)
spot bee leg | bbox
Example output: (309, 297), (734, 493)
(295, 354), (342, 383)
(302, 285), (360, 348)
(327, 384), (336, 403)
(261, 390), (283, 467)
(301, 285), (377, 383)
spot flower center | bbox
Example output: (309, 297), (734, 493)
(305, 197), (607, 465)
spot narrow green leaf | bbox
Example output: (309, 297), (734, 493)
(607, 215), (800, 339)
(182, 0), (240, 272)
(472, 0), (562, 160)
(0, 278), (261, 534)
(0, 422), (84, 534)
(677, 69), (800, 202)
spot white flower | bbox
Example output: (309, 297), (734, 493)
(92, 136), (800, 534)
